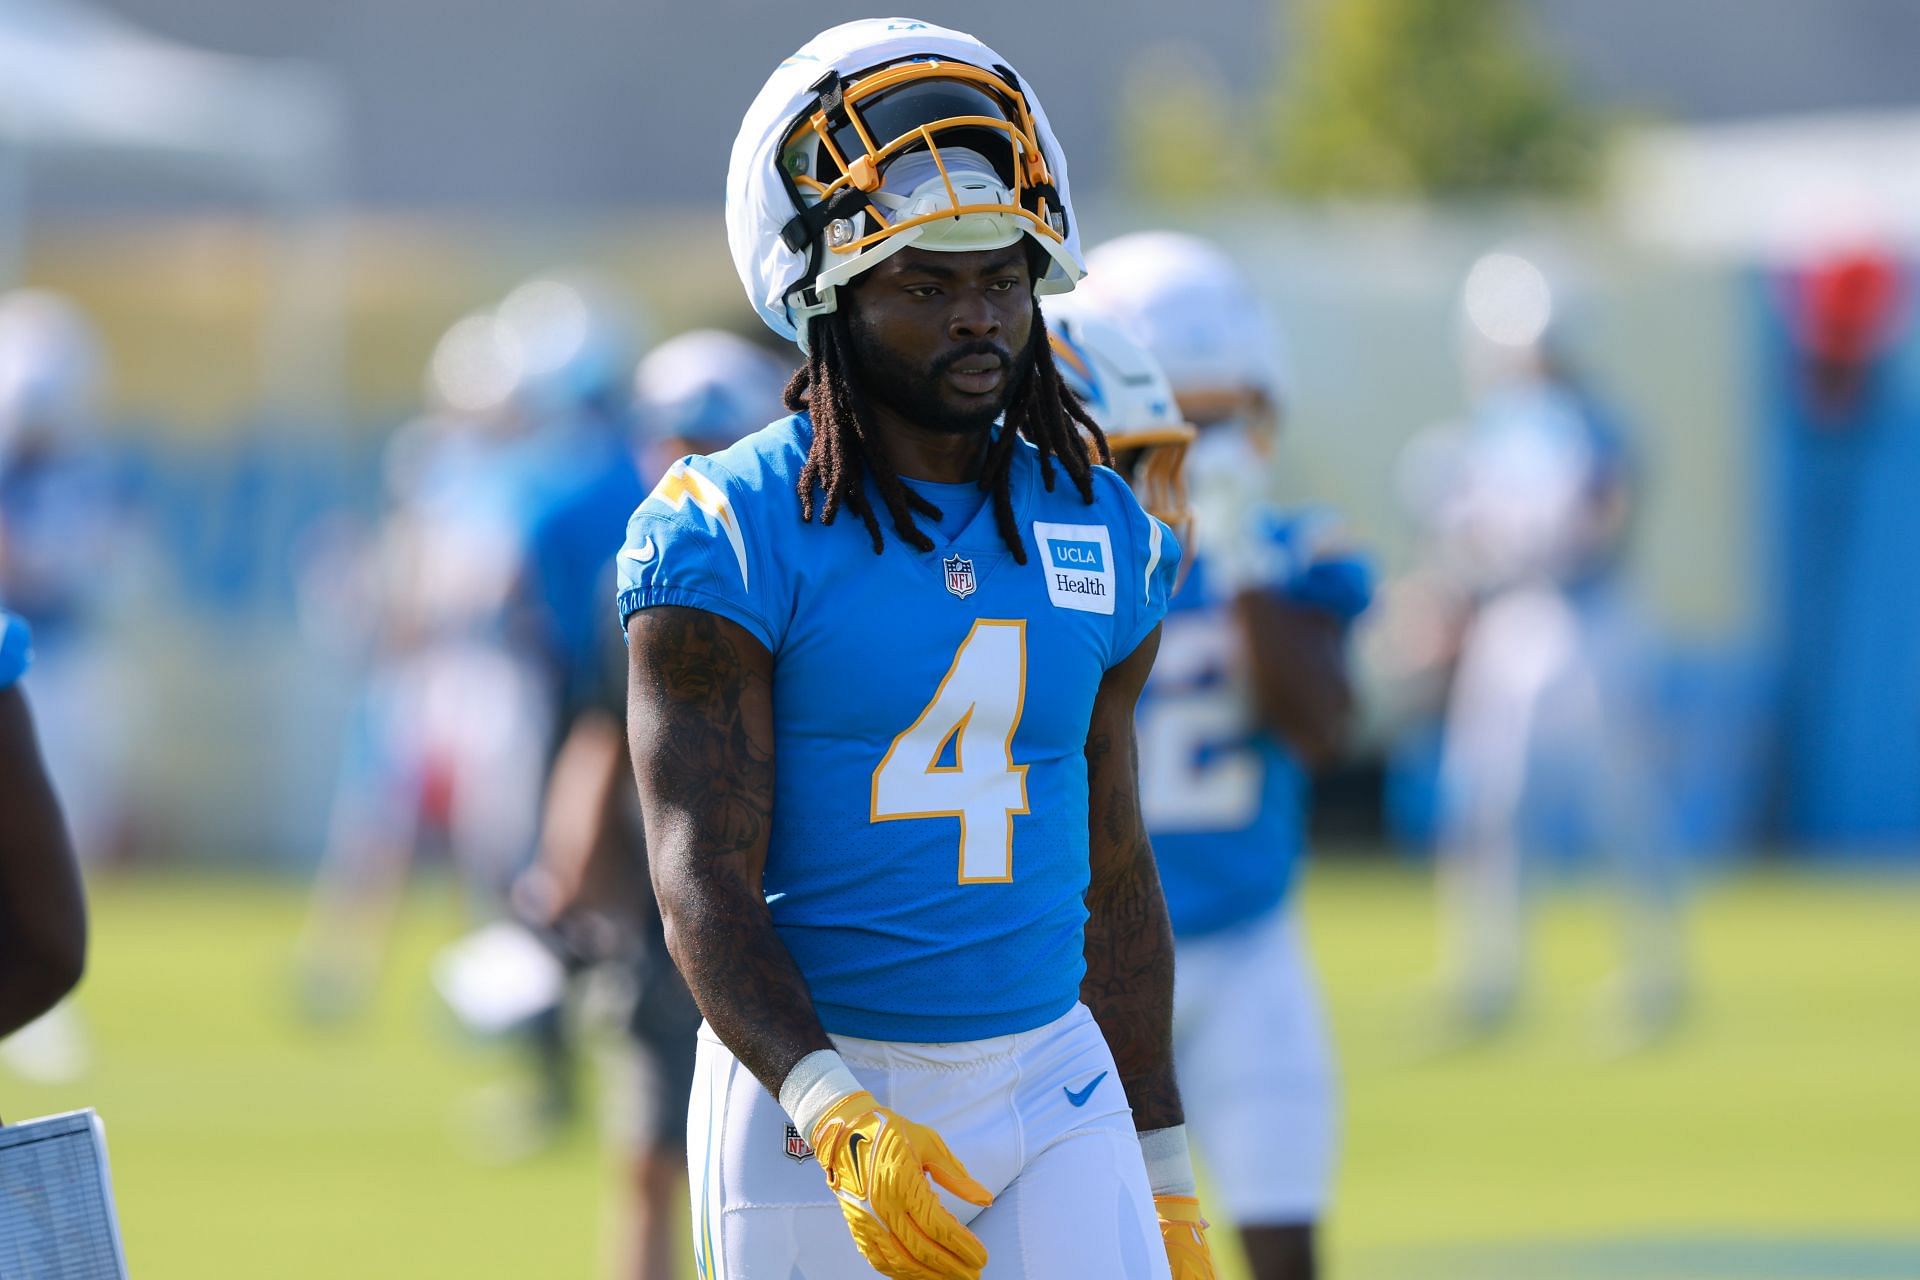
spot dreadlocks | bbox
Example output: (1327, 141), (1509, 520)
(784, 298), (1111, 564)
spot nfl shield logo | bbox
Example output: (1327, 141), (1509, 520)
(943, 554), (977, 599)
(784, 1124), (814, 1162)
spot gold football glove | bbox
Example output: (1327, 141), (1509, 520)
(811, 1090), (993, 1280)
(1155, 1194), (1217, 1280)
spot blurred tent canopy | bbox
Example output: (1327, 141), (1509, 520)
(0, 0), (348, 422)
(1612, 109), (1920, 262)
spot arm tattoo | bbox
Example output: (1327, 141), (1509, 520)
(1080, 636), (1185, 1132)
(626, 606), (832, 1096)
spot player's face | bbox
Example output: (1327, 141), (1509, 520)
(843, 245), (1037, 436)
(1176, 385), (1275, 433)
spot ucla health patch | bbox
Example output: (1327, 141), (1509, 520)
(1032, 521), (1115, 615)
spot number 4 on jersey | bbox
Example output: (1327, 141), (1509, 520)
(870, 619), (1030, 883)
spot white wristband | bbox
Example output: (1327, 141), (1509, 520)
(1138, 1124), (1197, 1197)
(778, 1049), (865, 1140)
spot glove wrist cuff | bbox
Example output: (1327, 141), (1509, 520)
(778, 1049), (865, 1141)
(1139, 1124), (1198, 1197)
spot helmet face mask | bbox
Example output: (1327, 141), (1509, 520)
(793, 74), (1022, 193)
(772, 55), (1077, 343)
(1109, 428), (1195, 566)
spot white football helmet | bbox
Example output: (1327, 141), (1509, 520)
(495, 273), (639, 418)
(728, 18), (1083, 348)
(1081, 231), (1290, 423)
(424, 309), (519, 422)
(634, 329), (795, 448)
(1044, 295), (1195, 563)
(1456, 249), (1563, 397)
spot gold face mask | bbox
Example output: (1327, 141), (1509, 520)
(1107, 424), (1197, 592)
(778, 59), (1069, 268)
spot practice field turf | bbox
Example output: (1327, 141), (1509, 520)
(1, 862), (1914, 1279)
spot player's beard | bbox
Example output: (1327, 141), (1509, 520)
(846, 321), (1034, 437)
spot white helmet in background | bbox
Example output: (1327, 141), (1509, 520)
(634, 329), (795, 449)
(423, 309), (520, 422)
(495, 273), (640, 418)
(1044, 295), (1195, 564)
(728, 18), (1083, 347)
(1082, 231), (1290, 423)
(1456, 249), (1566, 397)
(0, 290), (103, 455)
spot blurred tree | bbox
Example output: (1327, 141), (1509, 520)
(1269, 0), (1602, 198)
(1114, 43), (1245, 202)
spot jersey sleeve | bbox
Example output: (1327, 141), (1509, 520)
(0, 612), (31, 690)
(1111, 484), (1184, 667)
(614, 455), (783, 654)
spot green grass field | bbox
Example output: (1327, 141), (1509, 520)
(2, 862), (1915, 1279)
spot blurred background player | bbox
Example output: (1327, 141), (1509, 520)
(304, 277), (651, 1149)
(295, 305), (558, 1025)
(480, 274), (650, 1142)
(510, 327), (791, 1279)
(0, 607), (87, 1040)
(1072, 231), (1373, 1280)
(0, 290), (125, 1083)
(1391, 250), (1683, 1042)
(0, 290), (129, 870)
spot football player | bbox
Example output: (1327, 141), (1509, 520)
(1073, 233), (1374, 1280)
(0, 608), (87, 1038)
(1395, 251), (1678, 1040)
(0, 291), (118, 1082)
(0, 290), (126, 870)
(619, 20), (1209, 1280)
(297, 308), (559, 1023)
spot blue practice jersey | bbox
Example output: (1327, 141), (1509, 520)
(1140, 509), (1372, 938)
(617, 414), (1181, 1042)
(0, 610), (29, 689)
(517, 414), (647, 712)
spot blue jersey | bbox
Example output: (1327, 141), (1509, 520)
(1140, 509), (1372, 938)
(617, 414), (1180, 1042)
(0, 610), (29, 688)
(517, 415), (647, 710)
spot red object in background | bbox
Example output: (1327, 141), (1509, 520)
(1790, 245), (1908, 427)
(418, 754), (456, 829)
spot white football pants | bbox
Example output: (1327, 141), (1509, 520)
(1437, 581), (1683, 1009)
(1173, 903), (1338, 1225)
(687, 1002), (1169, 1279)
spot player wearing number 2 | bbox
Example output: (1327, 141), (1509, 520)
(1078, 233), (1374, 1280)
(617, 20), (1209, 1280)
